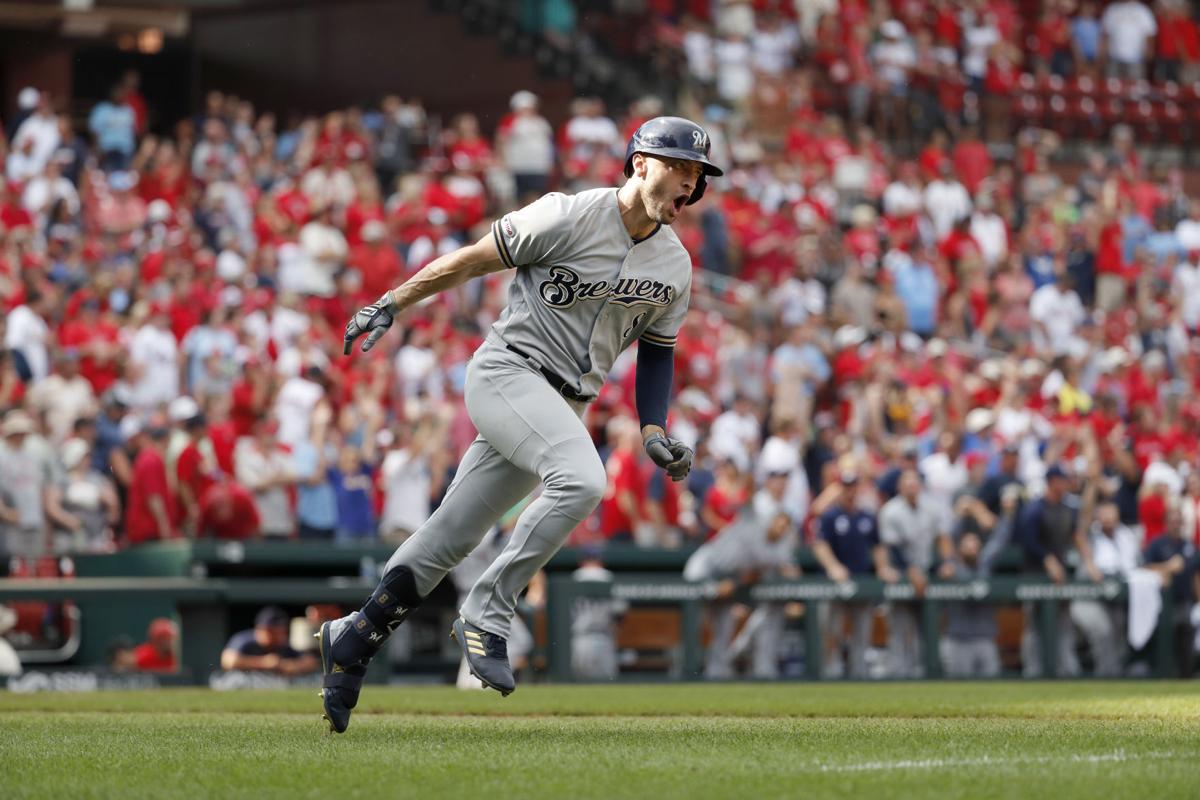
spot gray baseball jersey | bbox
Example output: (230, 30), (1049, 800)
(878, 494), (941, 571)
(489, 187), (692, 398)
(683, 491), (798, 582)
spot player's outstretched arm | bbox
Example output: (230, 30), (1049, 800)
(343, 233), (509, 354)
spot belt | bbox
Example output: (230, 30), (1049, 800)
(504, 343), (595, 403)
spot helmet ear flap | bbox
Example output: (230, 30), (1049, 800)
(686, 173), (707, 206)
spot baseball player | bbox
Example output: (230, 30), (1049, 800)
(316, 117), (722, 732)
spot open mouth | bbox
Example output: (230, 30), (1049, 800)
(672, 194), (688, 213)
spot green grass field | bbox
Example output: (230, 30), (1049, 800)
(3, 682), (1199, 799)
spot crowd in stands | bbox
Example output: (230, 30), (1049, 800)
(0, 2), (1196, 600)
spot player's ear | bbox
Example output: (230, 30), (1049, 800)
(632, 152), (649, 179)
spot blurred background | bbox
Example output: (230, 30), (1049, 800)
(0, 0), (1198, 690)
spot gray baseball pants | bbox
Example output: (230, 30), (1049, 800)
(382, 341), (604, 638)
(941, 637), (1001, 677)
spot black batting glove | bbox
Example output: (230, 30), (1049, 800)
(343, 293), (396, 355)
(644, 433), (693, 482)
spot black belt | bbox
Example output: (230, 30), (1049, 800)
(504, 344), (595, 403)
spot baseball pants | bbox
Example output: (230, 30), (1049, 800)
(572, 633), (619, 680)
(1070, 600), (1127, 677)
(887, 603), (922, 678)
(821, 601), (873, 679)
(382, 341), (604, 638)
(940, 637), (1001, 677)
(1021, 602), (1080, 677)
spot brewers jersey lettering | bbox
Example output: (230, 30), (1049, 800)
(489, 188), (692, 398)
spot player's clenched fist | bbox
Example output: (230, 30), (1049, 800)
(644, 433), (693, 482)
(343, 293), (397, 355)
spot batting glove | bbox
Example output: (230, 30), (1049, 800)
(343, 292), (396, 355)
(644, 433), (693, 482)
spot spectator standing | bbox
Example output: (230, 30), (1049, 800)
(294, 204), (348, 298)
(175, 406), (220, 538)
(88, 84), (137, 171)
(12, 91), (60, 177)
(180, 306), (239, 398)
(1030, 270), (1086, 356)
(1019, 464), (1086, 677)
(234, 418), (296, 538)
(496, 91), (554, 202)
(923, 160), (972, 240)
(570, 546), (627, 681)
(891, 247), (940, 338)
(1142, 505), (1200, 678)
(919, 430), (968, 537)
(940, 489), (1017, 677)
(348, 219), (404, 300)
(26, 349), (96, 443)
(127, 304), (180, 411)
(5, 289), (53, 384)
(978, 443), (1024, 516)
(1071, 1), (1103, 71)
(379, 413), (446, 543)
(599, 416), (647, 543)
(1101, 0), (1158, 78)
(878, 469), (942, 677)
(812, 471), (882, 679)
(124, 422), (177, 546)
(293, 403), (337, 540)
(274, 365), (326, 449)
(1071, 501), (1139, 676)
(50, 436), (119, 553)
(0, 411), (48, 558)
(685, 479), (800, 679)
(330, 437), (378, 542)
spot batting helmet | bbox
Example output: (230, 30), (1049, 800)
(623, 116), (723, 206)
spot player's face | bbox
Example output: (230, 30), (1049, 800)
(641, 155), (703, 224)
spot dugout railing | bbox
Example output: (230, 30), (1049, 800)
(544, 574), (1176, 681)
(0, 572), (1176, 683)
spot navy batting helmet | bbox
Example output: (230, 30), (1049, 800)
(623, 116), (723, 206)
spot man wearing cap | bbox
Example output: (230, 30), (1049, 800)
(1142, 505), (1200, 678)
(569, 545), (627, 681)
(4, 288), (52, 383)
(220, 607), (317, 675)
(812, 471), (885, 678)
(88, 83), (136, 172)
(878, 468), (943, 677)
(496, 91), (554, 201)
(979, 443), (1025, 516)
(133, 618), (179, 673)
(919, 430), (968, 543)
(124, 421), (177, 546)
(1070, 501), (1139, 676)
(50, 436), (119, 553)
(349, 218), (404, 299)
(940, 489), (1017, 677)
(684, 474), (800, 679)
(235, 416), (297, 538)
(128, 303), (179, 411)
(0, 411), (48, 558)
(1018, 463), (1086, 676)
(26, 348), (96, 443)
(171, 399), (219, 538)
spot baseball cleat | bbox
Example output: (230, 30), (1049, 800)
(316, 620), (366, 734)
(451, 617), (515, 697)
